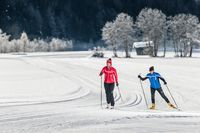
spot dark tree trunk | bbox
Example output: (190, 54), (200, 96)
(173, 42), (178, 56)
(189, 43), (193, 57)
(124, 38), (130, 58)
(163, 39), (166, 57)
(153, 42), (158, 57)
(113, 47), (118, 57)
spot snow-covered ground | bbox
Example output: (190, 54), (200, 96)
(0, 51), (200, 133)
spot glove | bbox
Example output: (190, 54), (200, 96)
(164, 82), (167, 85)
(99, 72), (103, 76)
(138, 75), (141, 79)
(116, 82), (119, 86)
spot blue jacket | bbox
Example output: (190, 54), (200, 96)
(146, 72), (164, 89)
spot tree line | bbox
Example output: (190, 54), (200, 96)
(102, 8), (200, 58)
(0, 29), (73, 53)
(1, 0), (200, 44)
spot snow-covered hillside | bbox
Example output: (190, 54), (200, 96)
(0, 51), (200, 133)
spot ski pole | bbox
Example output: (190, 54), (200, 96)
(100, 76), (103, 109)
(117, 86), (123, 102)
(165, 85), (179, 109)
(139, 74), (148, 109)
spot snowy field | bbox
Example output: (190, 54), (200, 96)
(0, 51), (200, 133)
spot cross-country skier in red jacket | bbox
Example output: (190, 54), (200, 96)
(99, 58), (118, 109)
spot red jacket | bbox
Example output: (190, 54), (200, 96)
(100, 66), (118, 83)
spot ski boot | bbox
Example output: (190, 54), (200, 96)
(168, 103), (176, 109)
(110, 106), (114, 109)
(105, 104), (110, 109)
(149, 103), (155, 110)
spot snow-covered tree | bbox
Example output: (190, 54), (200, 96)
(136, 8), (167, 57)
(0, 29), (73, 53)
(102, 21), (118, 57)
(185, 15), (200, 57)
(33, 39), (49, 52)
(189, 24), (200, 57)
(19, 32), (29, 53)
(102, 13), (134, 58)
(13, 39), (24, 52)
(168, 14), (199, 57)
(114, 13), (134, 58)
(49, 38), (73, 51)
(0, 29), (10, 53)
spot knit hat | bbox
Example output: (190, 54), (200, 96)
(106, 58), (112, 65)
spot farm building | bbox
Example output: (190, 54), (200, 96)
(133, 41), (153, 55)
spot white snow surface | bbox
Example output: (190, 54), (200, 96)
(0, 51), (200, 133)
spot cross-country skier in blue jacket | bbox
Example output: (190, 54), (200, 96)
(138, 66), (176, 109)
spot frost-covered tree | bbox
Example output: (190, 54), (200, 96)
(136, 8), (167, 57)
(168, 14), (199, 57)
(0, 29), (10, 53)
(0, 29), (73, 53)
(168, 14), (189, 57)
(114, 13), (134, 58)
(102, 21), (118, 57)
(10, 39), (20, 52)
(186, 15), (200, 57)
(189, 24), (200, 57)
(19, 32), (29, 53)
(49, 38), (73, 51)
(32, 39), (49, 52)
(102, 13), (134, 58)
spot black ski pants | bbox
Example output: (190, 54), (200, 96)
(151, 88), (170, 104)
(104, 83), (115, 106)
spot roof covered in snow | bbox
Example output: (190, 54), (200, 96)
(133, 41), (153, 48)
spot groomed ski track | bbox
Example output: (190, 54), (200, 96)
(0, 51), (200, 133)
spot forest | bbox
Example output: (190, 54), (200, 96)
(0, 0), (200, 49)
